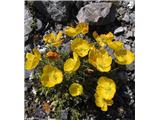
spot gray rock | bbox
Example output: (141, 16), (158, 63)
(126, 63), (135, 71)
(24, 6), (33, 41)
(124, 44), (131, 50)
(25, 70), (33, 79)
(125, 31), (133, 38)
(122, 13), (130, 22)
(61, 110), (68, 120)
(42, 1), (71, 22)
(36, 19), (42, 30)
(114, 27), (125, 34)
(39, 47), (47, 54)
(117, 7), (125, 16)
(129, 12), (135, 24)
(127, 1), (135, 9)
(76, 2), (115, 25)
(24, 6), (42, 42)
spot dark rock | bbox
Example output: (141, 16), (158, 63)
(76, 2), (116, 25)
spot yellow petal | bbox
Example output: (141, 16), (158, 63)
(69, 83), (83, 96)
(107, 41), (124, 51)
(65, 27), (77, 37)
(25, 48), (41, 70)
(49, 67), (63, 85)
(40, 65), (63, 88)
(71, 38), (90, 57)
(64, 58), (76, 72)
(114, 49), (135, 65)
(76, 23), (89, 34)
(43, 33), (56, 43)
(93, 31), (106, 47)
(33, 48), (41, 60)
(56, 31), (63, 41)
(88, 48), (112, 72)
(43, 65), (54, 74)
(26, 53), (35, 60)
(97, 76), (116, 100)
(105, 32), (114, 41)
(64, 52), (80, 73)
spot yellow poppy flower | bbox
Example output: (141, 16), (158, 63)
(64, 52), (80, 73)
(94, 93), (113, 111)
(114, 49), (135, 65)
(88, 47), (112, 72)
(93, 31), (114, 47)
(71, 38), (90, 57)
(25, 48), (41, 70)
(69, 83), (83, 97)
(65, 23), (88, 37)
(43, 31), (63, 47)
(94, 76), (116, 111)
(96, 76), (116, 100)
(40, 65), (63, 88)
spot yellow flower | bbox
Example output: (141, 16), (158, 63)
(71, 38), (90, 57)
(88, 47), (112, 72)
(114, 49), (135, 65)
(64, 52), (80, 73)
(25, 48), (41, 70)
(96, 77), (116, 100)
(43, 31), (63, 47)
(95, 93), (113, 111)
(40, 65), (63, 88)
(65, 23), (88, 37)
(94, 76), (116, 111)
(93, 31), (114, 47)
(69, 83), (83, 96)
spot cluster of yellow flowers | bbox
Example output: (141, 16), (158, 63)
(25, 22), (134, 111)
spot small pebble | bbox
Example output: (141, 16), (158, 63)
(114, 27), (125, 34)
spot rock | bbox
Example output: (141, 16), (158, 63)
(126, 63), (135, 71)
(124, 44), (131, 50)
(122, 13), (130, 22)
(117, 7), (125, 16)
(24, 6), (33, 41)
(127, 1), (135, 9)
(25, 70), (33, 79)
(41, 1), (71, 22)
(114, 27), (125, 34)
(76, 2), (116, 25)
(129, 12), (135, 24)
(39, 47), (47, 54)
(24, 6), (42, 43)
(61, 110), (68, 120)
(36, 19), (42, 30)
(125, 31), (133, 38)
